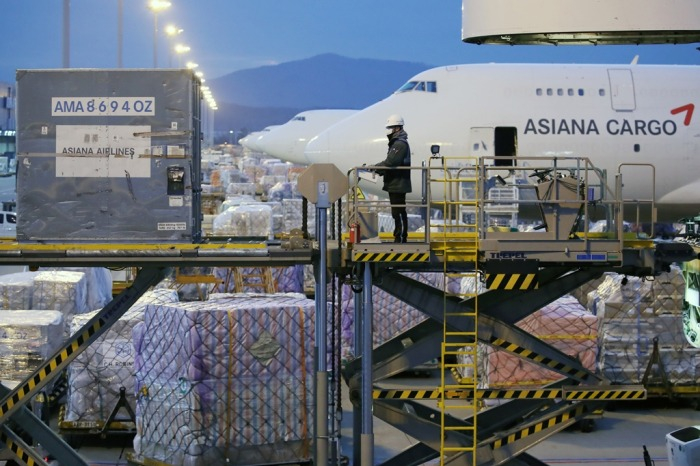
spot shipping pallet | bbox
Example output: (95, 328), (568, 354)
(641, 336), (700, 402)
(58, 387), (136, 447)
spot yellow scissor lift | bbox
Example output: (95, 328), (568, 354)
(342, 155), (694, 466)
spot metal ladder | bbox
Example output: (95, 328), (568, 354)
(430, 156), (480, 465)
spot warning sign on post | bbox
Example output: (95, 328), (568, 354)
(55, 125), (152, 178)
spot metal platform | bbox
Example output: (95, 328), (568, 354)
(0, 240), (313, 267)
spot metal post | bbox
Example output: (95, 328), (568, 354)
(315, 181), (330, 466)
(62, 0), (70, 68)
(361, 263), (374, 465)
(422, 161), (430, 243)
(352, 280), (363, 465)
(152, 13), (159, 68)
(117, 0), (123, 68)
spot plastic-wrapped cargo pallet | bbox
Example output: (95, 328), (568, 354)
(0, 271), (39, 310)
(449, 275), (598, 388)
(212, 204), (273, 238)
(0, 310), (64, 387)
(132, 293), (315, 466)
(64, 289), (179, 425)
(592, 266), (699, 385)
(283, 199), (316, 236)
(32, 270), (89, 338)
(334, 272), (444, 363)
(479, 295), (598, 388)
(39, 267), (113, 311)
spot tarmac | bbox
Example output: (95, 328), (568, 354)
(3, 372), (694, 466)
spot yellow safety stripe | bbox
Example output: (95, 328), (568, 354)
(491, 404), (586, 449)
(0, 241), (266, 251)
(0, 430), (37, 466)
(489, 337), (590, 380)
(485, 273), (538, 290)
(373, 387), (645, 400)
(125, 452), (174, 466)
(352, 251), (430, 262)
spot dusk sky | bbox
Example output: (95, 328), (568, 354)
(3, 1), (699, 86)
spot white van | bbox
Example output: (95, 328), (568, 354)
(0, 211), (16, 237)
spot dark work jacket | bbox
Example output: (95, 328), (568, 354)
(375, 129), (412, 194)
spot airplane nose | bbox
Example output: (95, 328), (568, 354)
(304, 131), (330, 164)
(256, 134), (283, 158)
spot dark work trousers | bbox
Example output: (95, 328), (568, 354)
(389, 192), (408, 242)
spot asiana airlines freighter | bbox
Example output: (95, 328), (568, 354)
(301, 62), (700, 222)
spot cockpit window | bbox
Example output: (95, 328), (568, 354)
(398, 81), (418, 92)
(291, 116), (306, 122)
(396, 81), (437, 93)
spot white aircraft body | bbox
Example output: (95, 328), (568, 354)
(304, 63), (700, 222)
(239, 125), (280, 153)
(254, 110), (358, 164)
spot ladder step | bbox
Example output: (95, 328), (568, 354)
(443, 426), (477, 431)
(444, 311), (478, 316)
(444, 331), (477, 337)
(442, 349), (477, 355)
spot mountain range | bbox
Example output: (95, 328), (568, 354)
(208, 53), (432, 138)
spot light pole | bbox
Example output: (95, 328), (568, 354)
(118, 0), (123, 67)
(148, 0), (171, 68)
(173, 43), (190, 68)
(164, 24), (183, 67)
(201, 86), (217, 147)
(63, 0), (70, 68)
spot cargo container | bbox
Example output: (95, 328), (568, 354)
(16, 69), (202, 242)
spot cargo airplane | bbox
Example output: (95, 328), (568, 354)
(250, 109), (358, 164)
(238, 125), (280, 153)
(302, 63), (700, 222)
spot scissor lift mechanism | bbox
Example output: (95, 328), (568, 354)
(341, 156), (695, 466)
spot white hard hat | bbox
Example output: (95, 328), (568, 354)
(386, 114), (404, 127)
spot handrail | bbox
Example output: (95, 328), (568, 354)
(346, 155), (656, 245)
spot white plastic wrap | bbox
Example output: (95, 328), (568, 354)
(32, 270), (88, 338)
(0, 271), (39, 310)
(595, 268), (698, 384)
(283, 199), (315, 234)
(225, 183), (257, 197)
(40, 267), (113, 311)
(0, 310), (64, 386)
(212, 205), (273, 238)
(64, 289), (180, 423)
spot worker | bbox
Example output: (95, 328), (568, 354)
(372, 114), (412, 243)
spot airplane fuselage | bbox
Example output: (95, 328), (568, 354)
(304, 63), (700, 221)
